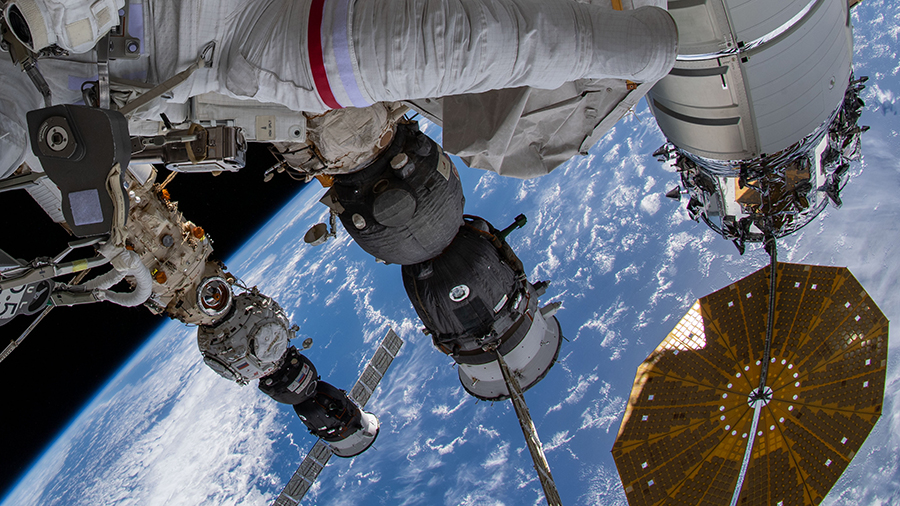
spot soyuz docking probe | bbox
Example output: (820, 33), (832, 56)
(0, 0), (879, 504)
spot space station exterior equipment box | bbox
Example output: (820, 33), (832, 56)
(648, 0), (853, 161)
(26, 104), (132, 237)
(121, 169), (236, 325)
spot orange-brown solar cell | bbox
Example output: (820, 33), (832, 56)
(611, 263), (888, 506)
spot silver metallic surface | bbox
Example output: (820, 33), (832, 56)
(131, 125), (247, 173)
(458, 309), (563, 401)
(649, 0), (852, 160)
(197, 289), (293, 384)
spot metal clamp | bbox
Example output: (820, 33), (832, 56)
(0, 237), (110, 291)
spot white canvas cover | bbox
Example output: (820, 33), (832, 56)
(408, 0), (675, 178)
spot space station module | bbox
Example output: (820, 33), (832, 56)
(196, 287), (382, 457)
(0, 0), (676, 459)
(0, 0), (669, 465)
(0, 0), (678, 187)
(0, 0), (679, 334)
(311, 120), (563, 400)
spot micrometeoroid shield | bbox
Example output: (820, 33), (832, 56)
(293, 381), (380, 458)
(402, 217), (563, 401)
(329, 122), (464, 265)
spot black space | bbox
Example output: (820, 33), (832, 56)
(0, 143), (306, 494)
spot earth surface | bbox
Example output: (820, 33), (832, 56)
(3, 1), (900, 505)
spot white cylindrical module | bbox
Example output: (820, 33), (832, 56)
(648, 0), (853, 161)
(650, 0), (866, 247)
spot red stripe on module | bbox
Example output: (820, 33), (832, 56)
(308, 0), (342, 109)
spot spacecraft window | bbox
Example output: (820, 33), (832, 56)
(449, 285), (470, 302)
(373, 179), (389, 194)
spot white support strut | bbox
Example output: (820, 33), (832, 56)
(729, 399), (764, 506)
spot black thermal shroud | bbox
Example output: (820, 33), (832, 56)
(329, 122), (464, 265)
(402, 220), (519, 350)
(258, 346), (318, 405)
(293, 381), (362, 442)
(26, 105), (131, 237)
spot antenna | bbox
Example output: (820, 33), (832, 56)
(495, 350), (563, 506)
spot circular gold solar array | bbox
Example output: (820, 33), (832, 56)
(611, 263), (888, 506)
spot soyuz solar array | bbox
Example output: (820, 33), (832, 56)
(612, 263), (888, 506)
